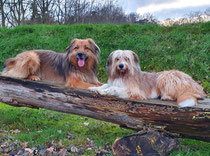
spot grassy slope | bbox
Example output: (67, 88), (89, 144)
(0, 23), (209, 90)
(0, 23), (210, 155)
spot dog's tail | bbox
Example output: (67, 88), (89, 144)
(177, 93), (198, 108)
(2, 51), (40, 79)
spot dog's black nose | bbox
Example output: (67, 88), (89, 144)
(77, 52), (83, 57)
(77, 52), (85, 59)
(119, 64), (124, 69)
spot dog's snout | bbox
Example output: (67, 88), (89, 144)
(77, 52), (85, 59)
(78, 52), (84, 57)
(119, 64), (124, 69)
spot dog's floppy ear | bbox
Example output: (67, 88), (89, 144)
(132, 51), (139, 64)
(87, 38), (100, 57)
(4, 58), (16, 67)
(106, 52), (114, 68)
(66, 38), (77, 53)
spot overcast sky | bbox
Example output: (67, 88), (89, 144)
(119, 0), (210, 21)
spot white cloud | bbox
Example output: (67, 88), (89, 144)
(137, 0), (210, 14)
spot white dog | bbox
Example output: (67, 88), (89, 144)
(89, 50), (205, 108)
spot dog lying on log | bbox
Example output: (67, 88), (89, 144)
(2, 38), (102, 89)
(89, 50), (205, 107)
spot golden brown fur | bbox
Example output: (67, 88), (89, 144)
(2, 38), (102, 89)
(89, 50), (205, 107)
(156, 70), (205, 104)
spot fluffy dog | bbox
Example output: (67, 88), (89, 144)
(2, 38), (102, 89)
(89, 50), (205, 107)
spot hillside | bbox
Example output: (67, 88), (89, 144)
(0, 23), (210, 155)
(0, 23), (209, 92)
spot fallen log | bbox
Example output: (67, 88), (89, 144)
(0, 75), (210, 142)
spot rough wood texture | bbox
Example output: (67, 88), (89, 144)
(112, 131), (179, 156)
(0, 75), (210, 142)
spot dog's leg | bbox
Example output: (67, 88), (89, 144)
(27, 75), (40, 81)
(96, 86), (129, 98)
(66, 76), (101, 89)
(161, 94), (174, 101)
(129, 92), (147, 100)
(89, 84), (110, 92)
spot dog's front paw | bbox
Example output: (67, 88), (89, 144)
(161, 95), (173, 101)
(129, 94), (146, 100)
(88, 86), (100, 93)
(28, 75), (40, 81)
(89, 87), (108, 95)
(99, 89), (109, 95)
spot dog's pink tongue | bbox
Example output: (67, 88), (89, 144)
(78, 59), (85, 67)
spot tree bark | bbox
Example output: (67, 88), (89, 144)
(0, 0), (6, 27)
(112, 131), (179, 156)
(0, 75), (209, 142)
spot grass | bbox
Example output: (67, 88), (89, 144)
(0, 103), (133, 155)
(0, 23), (210, 155)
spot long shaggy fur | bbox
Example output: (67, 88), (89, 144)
(2, 38), (102, 89)
(89, 50), (205, 107)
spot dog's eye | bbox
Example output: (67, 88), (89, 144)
(125, 57), (129, 61)
(74, 46), (79, 49)
(115, 58), (120, 61)
(84, 46), (89, 50)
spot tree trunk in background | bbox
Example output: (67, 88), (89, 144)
(0, 0), (6, 27)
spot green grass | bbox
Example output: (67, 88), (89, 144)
(0, 103), (133, 154)
(1, 103), (210, 155)
(0, 23), (210, 155)
(171, 139), (210, 156)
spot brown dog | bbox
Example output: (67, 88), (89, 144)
(2, 38), (102, 89)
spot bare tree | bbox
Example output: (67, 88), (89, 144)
(176, 17), (189, 25)
(0, 0), (7, 27)
(187, 11), (203, 23)
(0, 0), (161, 27)
(127, 13), (138, 23)
(53, 0), (66, 24)
(137, 13), (157, 24)
(58, 0), (127, 24)
(5, 0), (30, 26)
(204, 8), (210, 16)
(34, 0), (56, 24)
(29, 0), (41, 24)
